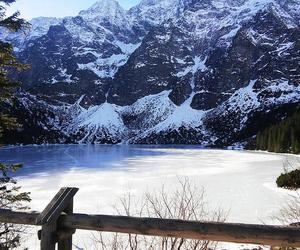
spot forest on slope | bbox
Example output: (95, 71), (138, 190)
(256, 111), (300, 154)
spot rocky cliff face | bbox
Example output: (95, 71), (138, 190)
(1, 0), (300, 146)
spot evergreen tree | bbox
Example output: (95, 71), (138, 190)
(0, 1), (31, 248)
(256, 111), (300, 154)
(0, 0), (29, 139)
(0, 163), (31, 249)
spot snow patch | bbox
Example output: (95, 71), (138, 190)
(176, 56), (207, 77)
(77, 42), (140, 78)
(153, 93), (206, 132)
(78, 103), (123, 130)
(276, 42), (294, 57)
(227, 79), (260, 114)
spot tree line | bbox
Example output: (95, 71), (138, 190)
(256, 111), (300, 154)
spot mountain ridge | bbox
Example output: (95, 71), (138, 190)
(1, 0), (300, 146)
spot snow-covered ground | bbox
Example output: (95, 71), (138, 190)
(0, 145), (298, 249)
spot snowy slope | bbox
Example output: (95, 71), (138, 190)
(68, 103), (126, 143)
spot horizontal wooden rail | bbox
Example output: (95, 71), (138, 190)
(0, 209), (38, 225)
(1, 209), (300, 247)
(60, 214), (300, 247)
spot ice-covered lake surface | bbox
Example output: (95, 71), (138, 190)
(0, 145), (298, 249)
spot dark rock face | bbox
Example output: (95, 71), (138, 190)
(2, 94), (68, 144)
(107, 24), (191, 105)
(2, 0), (300, 146)
(191, 92), (224, 110)
(20, 25), (74, 87)
(18, 23), (110, 106)
(169, 80), (192, 106)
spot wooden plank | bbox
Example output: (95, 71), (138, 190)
(60, 214), (300, 248)
(36, 187), (78, 225)
(0, 209), (38, 225)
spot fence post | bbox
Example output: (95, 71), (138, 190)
(40, 222), (58, 250)
(58, 197), (75, 250)
(36, 187), (79, 250)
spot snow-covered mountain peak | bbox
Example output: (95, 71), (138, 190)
(81, 0), (124, 13)
(129, 0), (185, 26)
(79, 0), (128, 25)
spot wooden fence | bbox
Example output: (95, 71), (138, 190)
(0, 187), (299, 250)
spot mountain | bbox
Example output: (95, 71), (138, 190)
(1, 0), (300, 146)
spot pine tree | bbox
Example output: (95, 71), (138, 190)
(256, 111), (300, 154)
(0, 0), (29, 139)
(0, 163), (31, 249)
(0, 1), (31, 249)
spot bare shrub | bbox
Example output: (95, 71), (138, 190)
(273, 192), (300, 226)
(91, 178), (228, 250)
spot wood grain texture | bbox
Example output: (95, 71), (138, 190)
(61, 214), (300, 247)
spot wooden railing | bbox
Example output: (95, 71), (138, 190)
(0, 187), (299, 250)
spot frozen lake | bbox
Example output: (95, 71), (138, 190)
(0, 145), (298, 249)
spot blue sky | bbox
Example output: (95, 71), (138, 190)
(7, 0), (140, 20)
